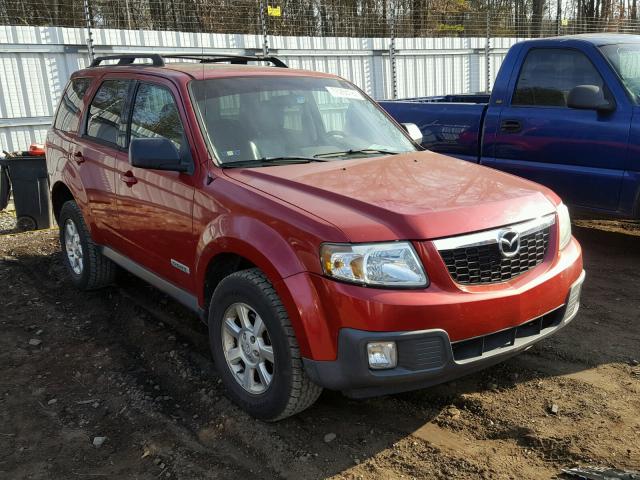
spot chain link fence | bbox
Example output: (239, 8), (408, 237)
(3, 0), (640, 39)
(2, 0), (640, 150)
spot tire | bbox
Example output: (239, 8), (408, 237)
(59, 200), (116, 290)
(209, 268), (322, 421)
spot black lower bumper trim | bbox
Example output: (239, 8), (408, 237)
(303, 271), (585, 398)
(303, 327), (530, 398)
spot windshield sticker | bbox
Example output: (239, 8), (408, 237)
(325, 86), (364, 100)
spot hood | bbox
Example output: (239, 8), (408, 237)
(223, 151), (559, 242)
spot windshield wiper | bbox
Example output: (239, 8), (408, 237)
(221, 156), (329, 168)
(314, 148), (401, 159)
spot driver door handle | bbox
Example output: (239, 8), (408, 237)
(120, 171), (138, 186)
(73, 151), (84, 164)
(500, 119), (522, 133)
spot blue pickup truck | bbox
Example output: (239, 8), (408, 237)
(381, 34), (640, 218)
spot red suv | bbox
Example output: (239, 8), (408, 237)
(46, 54), (585, 421)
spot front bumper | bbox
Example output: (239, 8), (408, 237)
(303, 270), (585, 398)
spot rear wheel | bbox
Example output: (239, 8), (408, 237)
(59, 200), (116, 290)
(209, 268), (322, 421)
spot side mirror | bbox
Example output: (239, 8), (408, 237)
(401, 123), (423, 144)
(567, 85), (615, 113)
(129, 137), (189, 172)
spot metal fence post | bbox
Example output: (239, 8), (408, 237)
(259, 0), (269, 56)
(485, 2), (491, 92)
(390, 0), (398, 100)
(83, 0), (95, 62)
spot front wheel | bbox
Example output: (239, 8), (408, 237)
(209, 268), (322, 421)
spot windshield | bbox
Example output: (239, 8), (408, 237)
(600, 43), (640, 102)
(189, 76), (417, 166)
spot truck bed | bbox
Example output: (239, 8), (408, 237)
(379, 98), (487, 162)
(395, 93), (491, 104)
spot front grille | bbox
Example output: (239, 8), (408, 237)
(438, 225), (551, 285)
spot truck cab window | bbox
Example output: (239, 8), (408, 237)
(513, 49), (604, 107)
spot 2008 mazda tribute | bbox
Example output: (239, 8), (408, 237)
(46, 53), (585, 421)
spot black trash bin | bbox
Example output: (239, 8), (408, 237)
(0, 154), (52, 231)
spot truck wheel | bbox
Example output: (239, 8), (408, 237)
(209, 268), (322, 421)
(59, 200), (116, 290)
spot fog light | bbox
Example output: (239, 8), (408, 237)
(367, 342), (397, 370)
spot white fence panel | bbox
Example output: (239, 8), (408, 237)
(0, 25), (526, 151)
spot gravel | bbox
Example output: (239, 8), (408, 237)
(0, 211), (17, 233)
(324, 433), (337, 443)
(92, 436), (107, 448)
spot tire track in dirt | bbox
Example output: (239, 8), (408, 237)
(2, 245), (280, 478)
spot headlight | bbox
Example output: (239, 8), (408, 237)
(557, 203), (572, 249)
(320, 242), (428, 287)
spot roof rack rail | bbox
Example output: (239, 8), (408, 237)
(162, 53), (288, 68)
(90, 54), (165, 67)
(88, 53), (287, 68)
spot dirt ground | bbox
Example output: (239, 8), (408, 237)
(0, 211), (638, 480)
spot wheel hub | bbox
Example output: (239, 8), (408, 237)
(239, 329), (259, 363)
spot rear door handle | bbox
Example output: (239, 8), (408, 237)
(120, 171), (138, 186)
(500, 120), (522, 133)
(73, 151), (84, 164)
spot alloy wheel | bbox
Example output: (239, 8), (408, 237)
(64, 218), (83, 275)
(221, 302), (275, 394)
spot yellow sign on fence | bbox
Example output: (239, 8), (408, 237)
(267, 5), (281, 17)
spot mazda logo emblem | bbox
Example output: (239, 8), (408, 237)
(498, 230), (520, 258)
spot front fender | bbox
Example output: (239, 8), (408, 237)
(195, 214), (319, 356)
(195, 214), (310, 287)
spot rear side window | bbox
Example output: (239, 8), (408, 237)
(54, 78), (91, 133)
(512, 49), (604, 107)
(86, 80), (131, 145)
(129, 83), (185, 150)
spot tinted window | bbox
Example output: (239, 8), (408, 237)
(130, 83), (185, 150)
(513, 49), (604, 107)
(86, 80), (131, 145)
(54, 78), (91, 133)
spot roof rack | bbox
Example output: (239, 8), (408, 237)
(89, 53), (287, 68)
(163, 53), (288, 68)
(90, 54), (164, 67)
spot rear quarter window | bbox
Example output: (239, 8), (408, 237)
(53, 78), (91, 133)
